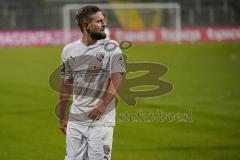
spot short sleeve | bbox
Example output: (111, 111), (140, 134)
(60, 47), (73, 79)
(110, 46), (126, 74)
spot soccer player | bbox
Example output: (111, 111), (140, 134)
(59, 6), (126, 160)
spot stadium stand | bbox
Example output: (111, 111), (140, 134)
(0, 0), (239, 29)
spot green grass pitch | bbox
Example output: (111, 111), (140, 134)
(0, 42), (239, 160)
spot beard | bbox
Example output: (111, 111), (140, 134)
(90, 31), (106, 40)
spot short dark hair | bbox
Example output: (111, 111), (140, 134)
(76, 6), (101, 32)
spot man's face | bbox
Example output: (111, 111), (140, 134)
(87, 11), (106, 40)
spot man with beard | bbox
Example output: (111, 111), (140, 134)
(58, 6), (126, 160)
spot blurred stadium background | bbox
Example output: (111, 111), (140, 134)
(0, 0), (239, 160)
(0, 0), (240, 29)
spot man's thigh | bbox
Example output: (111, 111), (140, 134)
(88, 126), (114, 160)
(65, 123), (88, 160)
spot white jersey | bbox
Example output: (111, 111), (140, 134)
(60, 39), (126, 126)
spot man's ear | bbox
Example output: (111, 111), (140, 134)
(84, 23), (90, 32)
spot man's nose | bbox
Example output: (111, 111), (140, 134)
(102, 21), (106, 27)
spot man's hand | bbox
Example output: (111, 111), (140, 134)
(87, 73), (124, 121)
(88, 101), (106, 121)
(59, 120), (67, 135)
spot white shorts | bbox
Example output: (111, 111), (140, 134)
(65, 122), (114, 160)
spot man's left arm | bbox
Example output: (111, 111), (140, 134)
(88, 72), (124, 120)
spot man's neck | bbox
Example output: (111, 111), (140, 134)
(81, 34), (97, 46)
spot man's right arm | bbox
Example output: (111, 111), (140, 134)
(59, 78), (73, 135)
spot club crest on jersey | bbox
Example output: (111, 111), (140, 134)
(96, 52), (105, 61)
